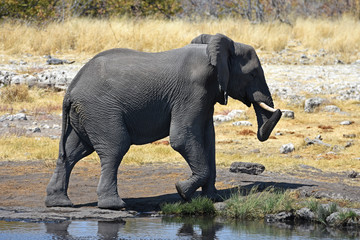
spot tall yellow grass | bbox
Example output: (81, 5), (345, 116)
(1, 16), (359, 56)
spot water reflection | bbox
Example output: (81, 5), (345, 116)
(1, 217), (359, 239)
(164, 216), (224, 239)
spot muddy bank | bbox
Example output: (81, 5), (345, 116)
(0, 160), (359, 222)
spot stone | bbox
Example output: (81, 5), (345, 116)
(340, 120), (354, 125)
(214, 202), (227, 212)
(296, 208), (315, 221)
(213, 109), (247, 124)
(304, 97), (326, 113)
(304, 136), (331, 147)
(232, 121), (252, 126)
(28, 127), (41, 133)
(343, 134), (356, 138)
(213, 115), (232, 123)
(265, 212), (294, 223)
(250, 148), (260, 153)
(229, 162), (265, 175)
(280, 143), (295, 154)
(325, 212), (340, 225)
(0, 113), (27, 121)
(281, 110), (294, 119)
(348, 170), (358, 178)
(323, 105), (341, 113)
(13, 113), (27, 120)
(227, 109), (246, 119)
(345, 141), (354, 148)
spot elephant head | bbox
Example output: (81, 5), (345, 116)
(191, 33), (282, 142)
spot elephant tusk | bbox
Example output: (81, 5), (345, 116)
(258, 102), (277, 113)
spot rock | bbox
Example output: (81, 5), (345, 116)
(340, 120), (354, 125)
(325, 212), (340, 225)
(296, 208), (315, 221)
(214, 202), (227, 212)
(53, 124), (61, 129)
(213, 109), (247, 124)
(250, 148), (260, 153)
(304, 136), (331, 147)
(348, 170), (358, 178)
(46, 56), (75, 65)
(345, 141), (354, 148)
(0, 206), (134, 222)
(265, 212), (294, 223)
(28, 127), (41, 133)
(13, 113), (27, 120)
(227, 109), (246, 119)
(229, 162), (265, 175)
(213, 115), (232, 123)
(343, 134), (356, 138)
(0, 113), (27, 121)
(281, 110), (294, 119)
(304, 97), (326, 113)
(280, 143), (295, 154)
(335, 59), (344, 64)
(232, 121), (252, 126)
(323, 105), (341, 113)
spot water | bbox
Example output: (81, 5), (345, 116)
(0, 217), (358, 240)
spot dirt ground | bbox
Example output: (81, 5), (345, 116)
(1, 159), (359, 213)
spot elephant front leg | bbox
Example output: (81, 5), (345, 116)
(201, 121), (218, 200)
(170, 129), (210, 201)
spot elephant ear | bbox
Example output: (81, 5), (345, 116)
(206, 33), (235, 105)
(190, 34), (214, 44)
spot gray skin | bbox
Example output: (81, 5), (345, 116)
(45, 33), (281, 210)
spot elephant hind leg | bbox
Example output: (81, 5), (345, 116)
(45, 127), (94, 207)
(92, 130), (131, 210)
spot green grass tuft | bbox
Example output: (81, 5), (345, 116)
(161, 196), (215, 216)
(223, 186), (294, 220)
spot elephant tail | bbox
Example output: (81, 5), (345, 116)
(59, 93), (71, 161)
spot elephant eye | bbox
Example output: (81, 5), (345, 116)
(250, 71), (256, 78)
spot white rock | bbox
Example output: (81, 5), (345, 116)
(280, 143), (295, 154)
(232, 121), (253, 126)
(227, 109), (246, 119)
(340, 120), (354, 125)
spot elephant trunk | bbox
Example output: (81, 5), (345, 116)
(251, 91), (282, 142)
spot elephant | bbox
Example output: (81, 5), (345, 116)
(45, 33), (282, 210)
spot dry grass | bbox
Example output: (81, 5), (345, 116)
(0, 17), (359, 174)
(1, 16), (359, 60)
(0, 87), (64, 115)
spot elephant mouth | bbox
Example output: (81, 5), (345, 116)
(255, 102), (282, 142)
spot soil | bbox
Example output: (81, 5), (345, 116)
(0, 157), (359, 221)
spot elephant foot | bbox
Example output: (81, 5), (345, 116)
(175, 180), (197, 201)
(98, 195), (126, 210)
(45, 194), (73, 208)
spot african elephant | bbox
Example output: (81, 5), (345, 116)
(45, 33), (282, 210)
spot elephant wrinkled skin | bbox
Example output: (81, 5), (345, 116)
(45, 33), (281, 210)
